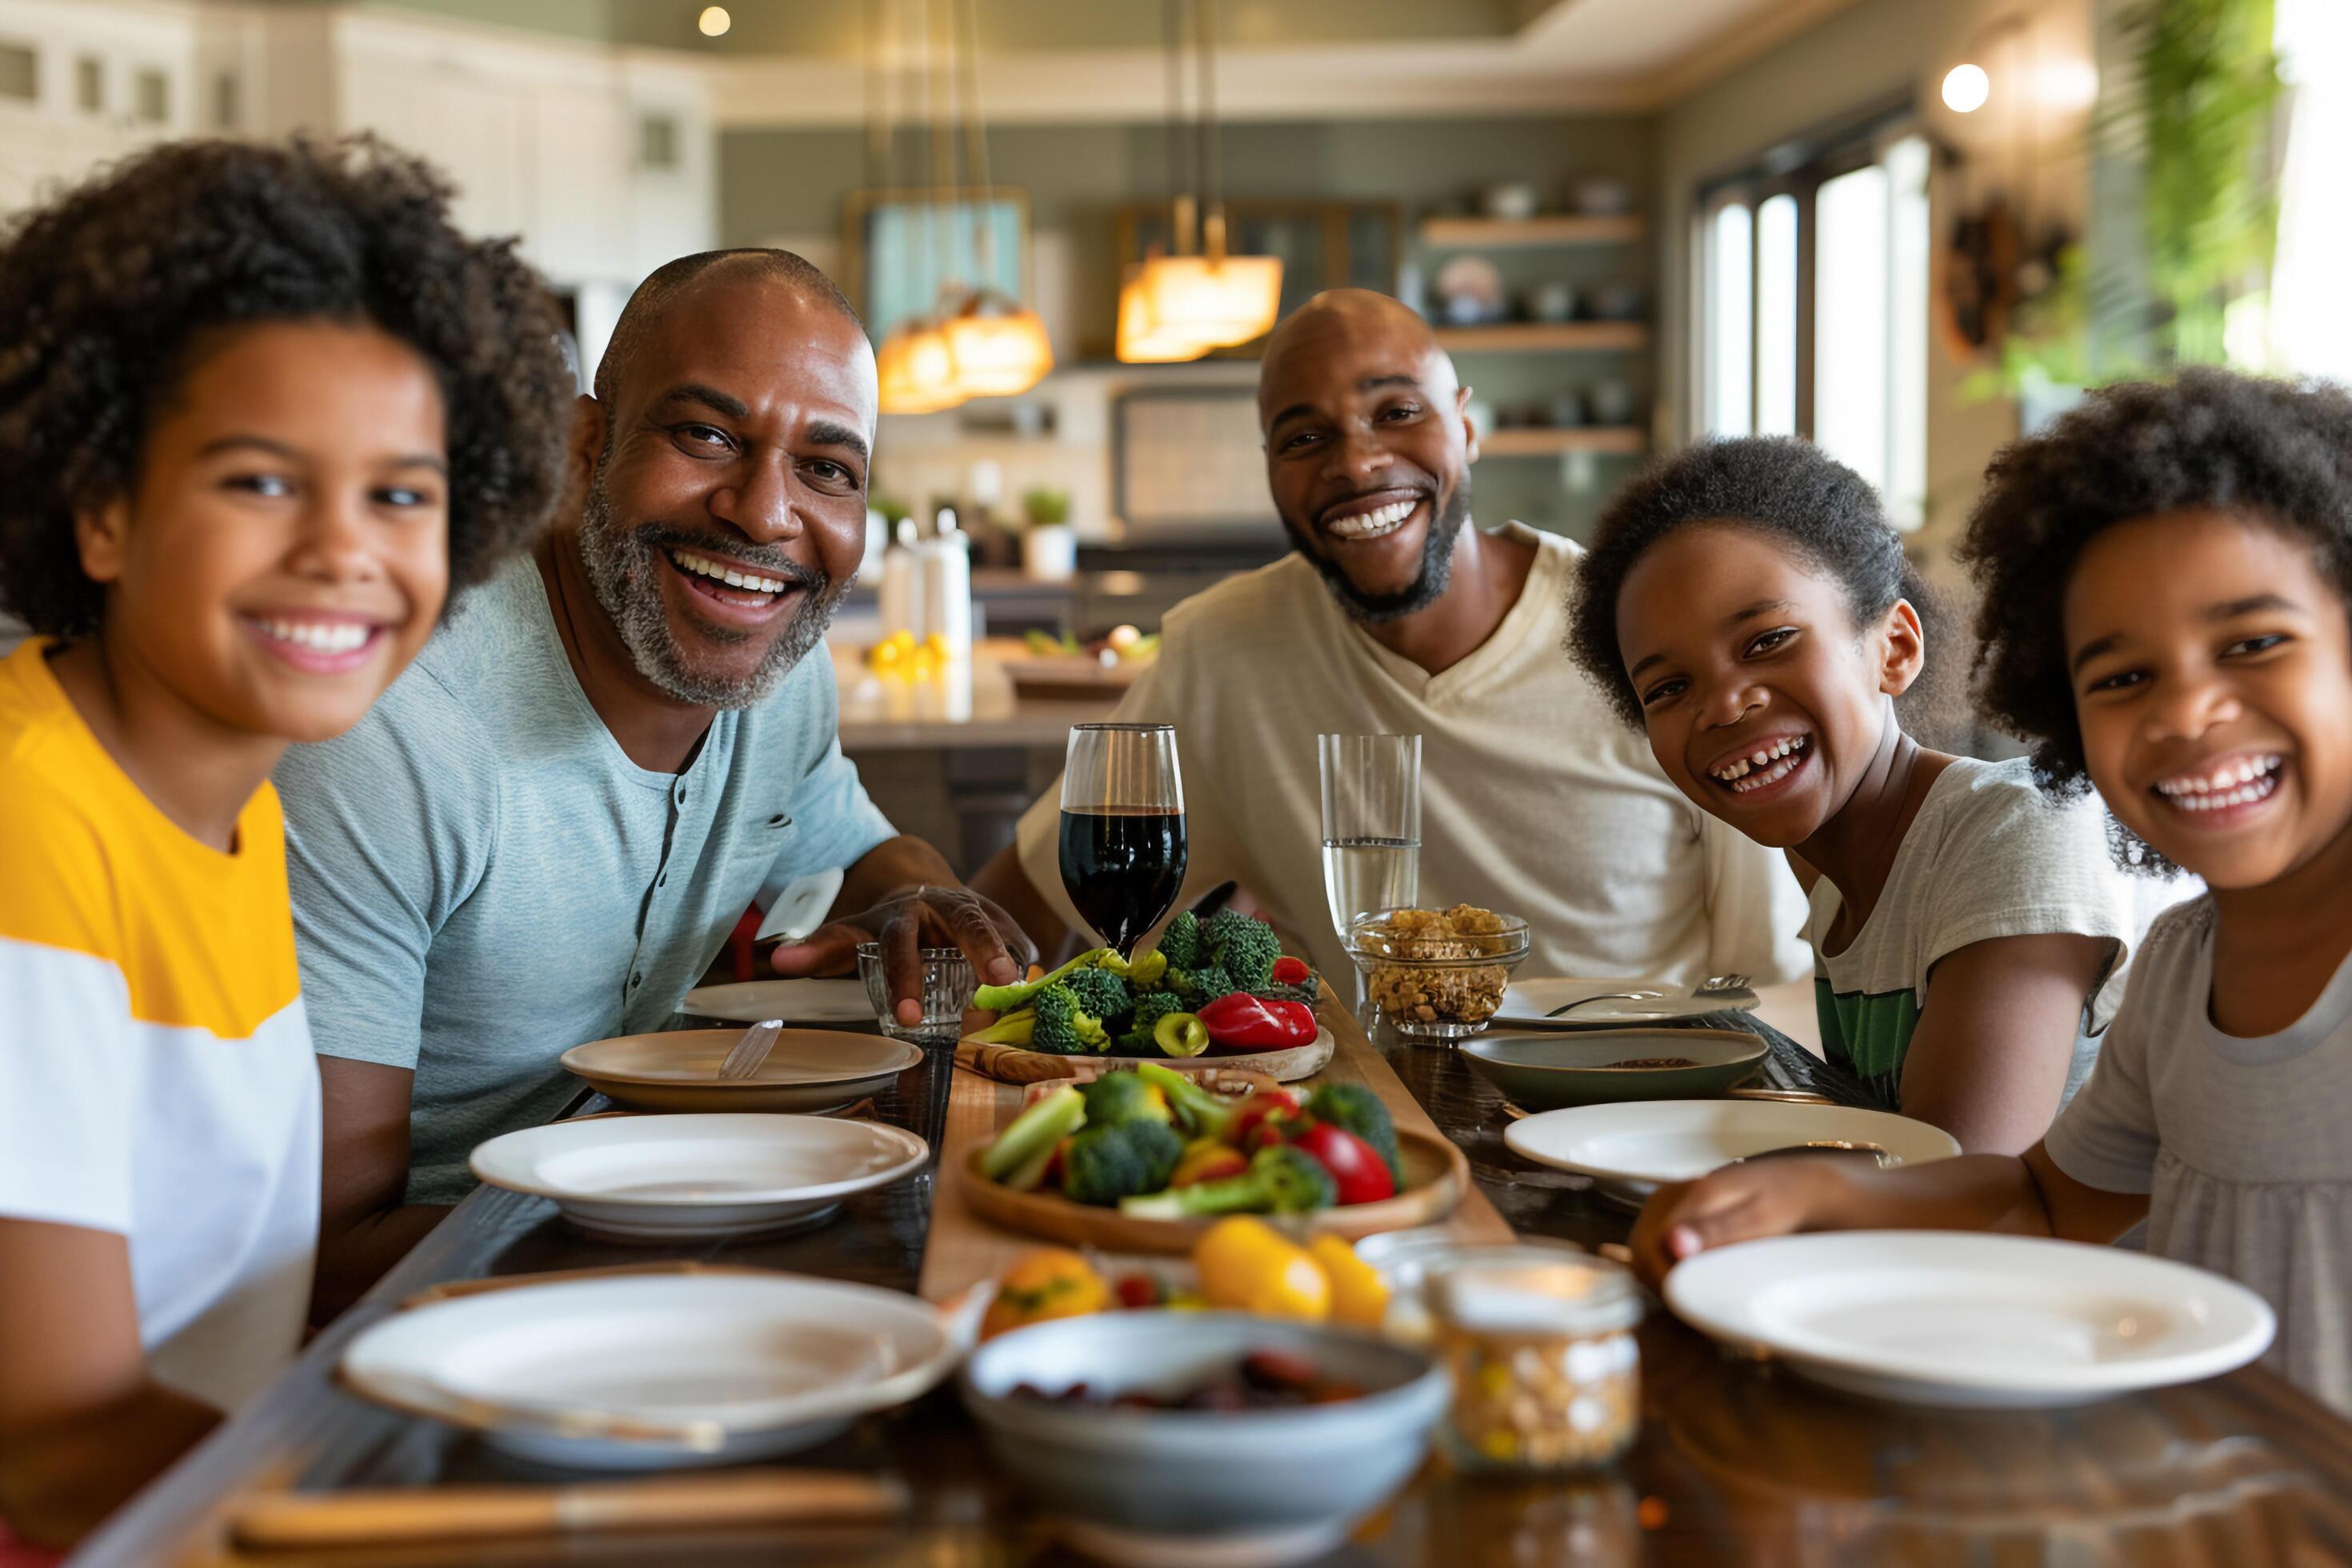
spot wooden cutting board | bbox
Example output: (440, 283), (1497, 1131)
(918, 989), (1514, 1303)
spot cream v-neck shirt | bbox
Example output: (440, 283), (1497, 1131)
(1015, 526), (1810, 986)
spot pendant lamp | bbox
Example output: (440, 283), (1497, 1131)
(1115, 0), (1282, 362)
(942, 288), (1054, 398)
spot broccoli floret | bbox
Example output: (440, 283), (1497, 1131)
(974, 948), (1122, 1014)
(1029, 984), (1110, 1054)
(1061, 1119), (1183, 1206)
(1118, 1144), (1335, 1219)
(1135, 1062), (1234, 1140)
(1169, 963), (1236, 1005)
(1306, 1082), (1402, 1185)
(1062, 966), (1132, 1020)
(1118, 991), (1186, 1054)
(1155, 910), (1204, 970)
(1256, 974), (1322, 1007)
(1078, 1069), (1170, 1129)
(1200, 910), (1282, 991)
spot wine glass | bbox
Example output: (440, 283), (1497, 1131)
(1059, 723), (1188, 955)
(1318, 733), (1422, 943)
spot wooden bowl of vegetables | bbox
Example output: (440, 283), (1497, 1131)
(960, 1063), (1467, 1255)
(959, 914), (1336, 1084)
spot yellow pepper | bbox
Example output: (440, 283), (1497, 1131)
(1309, 1234), (1391, 1330)
(981, 1247), (1112, 1340)
(1193, 1218), (1330, 1322)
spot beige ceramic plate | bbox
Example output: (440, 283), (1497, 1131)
(560, 1029), (922, 1114)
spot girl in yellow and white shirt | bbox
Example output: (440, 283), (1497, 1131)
(0, 137), (570, 1550)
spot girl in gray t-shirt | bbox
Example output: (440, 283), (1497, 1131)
(1627, 370), (2352, 1415)
(1570, 438), (2163, 1154)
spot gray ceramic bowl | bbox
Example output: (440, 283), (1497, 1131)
(1462, 1026), (1766, 1109)
(961, 1311), (1445, 1562)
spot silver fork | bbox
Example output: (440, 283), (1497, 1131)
(1545, 972), (1754, 1019)
(716, 1018), (784, 1081)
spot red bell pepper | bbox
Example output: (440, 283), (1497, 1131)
(1290, 1122), (1397, 1206)
(1227, 1089), (1300, 1150)
(1272, 955), (1310, 986)
(1197, 993), (1317, 1051)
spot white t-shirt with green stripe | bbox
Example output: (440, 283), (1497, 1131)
(1803, 756), (2182, 1107)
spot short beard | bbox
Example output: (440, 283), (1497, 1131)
(1281, 477), (1473, 626)
(574, 456), (844, 709)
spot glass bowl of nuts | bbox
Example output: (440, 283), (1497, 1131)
(1344, 905), (1532, 1043)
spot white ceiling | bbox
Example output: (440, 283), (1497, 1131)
(709, 0), (1867, 126)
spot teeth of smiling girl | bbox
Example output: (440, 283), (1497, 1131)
(670, 548), (786, 594)
(2154, 754), (2282, 801)
(1325, 499), (1418, 540)
(258, 619), (370, 654)
(1711, 736), (1806, 783)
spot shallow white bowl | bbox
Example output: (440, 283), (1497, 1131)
(1502, 1098), (1959, 1203)
(470, 1114), (929, 1242)
(1665, 1231), (2276, 1408)
(340, 1271), (962, 1469)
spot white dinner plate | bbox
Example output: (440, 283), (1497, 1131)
(1502, 1099), (1958, 1204)
(340, 1271), (963, 1468)
(1665, 1231), (2277, 1408)
(469, 1114), (930, 1243)
(1495, 976), (1759, 1028)
(560, 1028), (921, 1114)
(678, 978), (874, 1026)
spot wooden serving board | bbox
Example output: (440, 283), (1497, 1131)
(958, 1126), (1466, 1255)
(918, 987), (1514, 1302)
(954, 1028), (1336, 1086)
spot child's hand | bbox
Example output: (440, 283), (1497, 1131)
(1626, 1159), (1849, 1288)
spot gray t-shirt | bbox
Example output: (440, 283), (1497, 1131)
(1804, 756), (2174, 1108)
(277, 558), (897, 1201)
(2046, 895), (2352, 1414)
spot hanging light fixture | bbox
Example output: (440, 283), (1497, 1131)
(936, 0), (1052, 398)
(873, 0), (969, 414)
(1117, 0), (1282, 362)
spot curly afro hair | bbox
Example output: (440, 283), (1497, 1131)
(0, 134), (574, 638)
(1568, 435), (1950, 731)
(1957, 368), (2352, 800)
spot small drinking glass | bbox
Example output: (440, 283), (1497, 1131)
(1318, 734), (1422, 942)
(1059, 723), (1188, 956)
(855, 942), (975, 1043)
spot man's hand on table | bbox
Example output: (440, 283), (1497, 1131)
(770, 882), (1037, 1030)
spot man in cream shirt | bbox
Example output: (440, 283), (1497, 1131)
(974, 290), (1809, 990)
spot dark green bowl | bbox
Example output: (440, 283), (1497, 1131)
(1462, 1027), (1767, 1109)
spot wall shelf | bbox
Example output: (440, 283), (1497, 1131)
(1433, 322), (1646, 354)
(1419, 214), (1645, 249)
(1478, 427), (1646, 458)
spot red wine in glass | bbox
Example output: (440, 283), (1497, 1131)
(1058, 723), (1186, 955)
(1059, 806), (1189, 956)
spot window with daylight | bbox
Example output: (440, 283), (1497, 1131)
(1697, 120), (1932, 528)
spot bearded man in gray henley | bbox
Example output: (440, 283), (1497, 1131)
(276, 250), (1033, 1317)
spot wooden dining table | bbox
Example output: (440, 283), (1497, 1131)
(75, 1000), (2352, 1566)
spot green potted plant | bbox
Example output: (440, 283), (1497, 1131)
(1019, 486), (1077, 582)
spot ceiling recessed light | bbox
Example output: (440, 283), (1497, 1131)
(1942, 62), (1990, 114)
(698, 6), (731, 38)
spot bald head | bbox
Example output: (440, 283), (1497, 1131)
(593, 249), (861, 407)
(1258, 289), (1458, 430)
(1254, 289), (1479, 626)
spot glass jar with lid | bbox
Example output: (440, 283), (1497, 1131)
(1424, 1251), (1642, 1473)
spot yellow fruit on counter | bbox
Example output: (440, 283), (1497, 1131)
(1309, 1234), (1391, 1330)
(1193, 1218), (1330, 1322)
(923, 631), (952, 659)
(982, 1247), (1112, 1340)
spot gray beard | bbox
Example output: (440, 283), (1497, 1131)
(574, 466), (845, 709)
(1281, 478), (1473, 626)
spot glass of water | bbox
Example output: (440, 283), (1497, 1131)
(1319, 734), (1422, 943)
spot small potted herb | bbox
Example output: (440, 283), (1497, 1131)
(1020, 486), (1076, 582)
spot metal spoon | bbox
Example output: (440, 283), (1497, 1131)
(717, 1018), (785, 1082)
